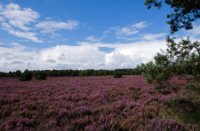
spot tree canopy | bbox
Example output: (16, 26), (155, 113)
(145, 0), (200, 33)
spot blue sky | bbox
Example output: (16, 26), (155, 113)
(0, 0), (199, 71)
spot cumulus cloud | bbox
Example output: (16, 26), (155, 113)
(40, 44), (105, 68)
(0, 40), (167, 72)
(0, 3), (79, 42)
(0, 3), (42, 42)
(36, 20), (79, 33)
(0, 3), (39, 31)
(0, 43), (40, 71)
(104, 40), (167, 68)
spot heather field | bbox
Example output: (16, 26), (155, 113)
(0, 76), (197, 130)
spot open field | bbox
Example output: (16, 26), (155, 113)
(0, 76), (195, 130)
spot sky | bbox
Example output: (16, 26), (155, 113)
(0, 0), (199, 72)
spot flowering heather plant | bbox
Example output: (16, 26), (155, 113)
(144, 118), (196, 131)
(0, 76), (198, 130)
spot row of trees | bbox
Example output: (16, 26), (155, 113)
(0, 68), (146, 81)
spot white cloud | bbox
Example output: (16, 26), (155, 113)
(0, 3), (42, 42)
(105, 21), (148, 41)
(40, 44), (105, 69)
(9, 30), (42, 43)
(189, 25), (200, 36)
(0, 39), (167, 72)
(104, 40), (167, 68)
(0, 3), (79, 42)
(118, 21), (147, 36)
(0, 3), (39, 31)
(36, 20), (79, 33)
(85, 35), (102, 42)
(107, 21), (147, 37)
(133, 21), (147, 29)
(0, 43), (40, 72)
(2, 22), (42, 43)
(143, 33), (165, 41)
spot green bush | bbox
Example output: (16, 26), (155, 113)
(19, 70), (32, 81)
(34, 71), (47, 80)
(143, 53), (173, 88)
(15, 70), (22, 77)
(113, 72), (123, 78)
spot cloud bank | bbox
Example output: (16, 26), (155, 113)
(0, 40), (167, 72)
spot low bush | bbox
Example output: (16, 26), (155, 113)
(19, 70), (32, 81)
(113, 72), (123, 78)
(143, 60), (172, 88)
(34, 71), (47, 80)
(15, 70), (22, 77)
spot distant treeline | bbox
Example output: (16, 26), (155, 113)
(0, 65), (146, 77)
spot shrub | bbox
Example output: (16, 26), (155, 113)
(19, 70), (32, 81)
(34, 71), (47, 80)
(113, 72), (123, 78)
(143, 58), (172, 88)
(144, 38), (200, 88)
(15, 70), (22, 77)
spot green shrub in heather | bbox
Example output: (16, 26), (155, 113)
(113, 71), (123, 78)
(34, 71), (48, 80)
(143, 53), (172, 88)
(19, 70), (33, 81)
(15, 70), (22, 77)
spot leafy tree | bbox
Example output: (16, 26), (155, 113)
(143, 38), (200, 91)
(145, 0), (200, 33)
(166, 37), (200, 81)
(19, 70), (33, 81)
